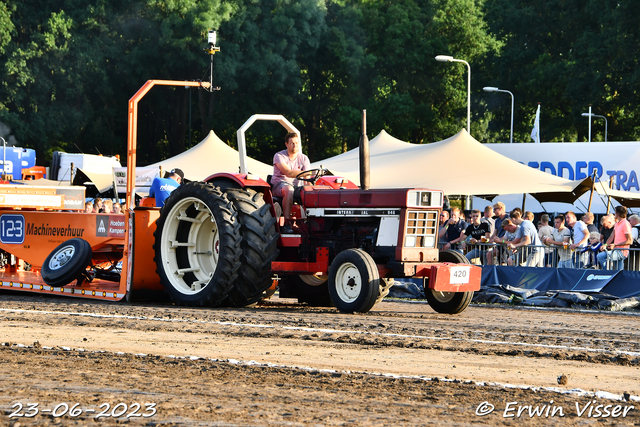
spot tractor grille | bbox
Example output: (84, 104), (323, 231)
(404, 210), (437, 248)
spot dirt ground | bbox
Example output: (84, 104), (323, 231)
(1, 291), (639, 426)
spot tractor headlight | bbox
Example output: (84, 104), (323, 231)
(407, 190), (442, 208)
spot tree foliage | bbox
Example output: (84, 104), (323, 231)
(0, 0), (638, 168)
(483, 0), (640, 142)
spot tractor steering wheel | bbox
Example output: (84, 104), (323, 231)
(296, 168), (332, 184)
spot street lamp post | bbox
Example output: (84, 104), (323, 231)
(0, 136), (5, 180)
(436, 55), (471, 135)
(484, 86), (514, 144)
(581, 111), (608, 142)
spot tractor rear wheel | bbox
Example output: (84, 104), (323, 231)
(41, 238), (93, 287)
(224, 188), (279, 307)
(328, 249), (380, 313)
(424, 250), (474, 314)
(153, 182), (241, 306)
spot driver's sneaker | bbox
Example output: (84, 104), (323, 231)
(282, 222), (294, 234)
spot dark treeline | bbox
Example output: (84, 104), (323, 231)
(0, 0), (638, 166)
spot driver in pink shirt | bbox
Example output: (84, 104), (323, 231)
(272, 132), (310, 233)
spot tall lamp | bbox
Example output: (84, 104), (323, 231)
(483, 86), (514, 144)
(436, 55), (471, 135)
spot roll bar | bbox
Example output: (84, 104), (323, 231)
(236, 114), (300, 174)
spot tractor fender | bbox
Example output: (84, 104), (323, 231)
(204, 173), (278, 219)
(203, 172), (271, 191)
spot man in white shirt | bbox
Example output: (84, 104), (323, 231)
(544, 214), (572, 268)
(566, 211), (589, 268)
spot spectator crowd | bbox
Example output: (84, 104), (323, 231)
(438, 201), (640, 271)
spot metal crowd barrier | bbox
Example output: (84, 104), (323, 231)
(437, 242), (640, 271)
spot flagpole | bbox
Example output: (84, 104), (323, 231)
(531, 103), (541, 143)
(537, 103), (541, 143)
(588, 105), (592, 143)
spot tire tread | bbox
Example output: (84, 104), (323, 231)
(225, 188), (280, 307)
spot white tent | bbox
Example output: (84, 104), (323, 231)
(148, 131), (273, 181)
(140, 128), (640, 210)
(311, 129), (591, 203)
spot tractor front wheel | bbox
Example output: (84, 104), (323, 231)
(328, 249), (380, 313)
(424, 250), (474, 314)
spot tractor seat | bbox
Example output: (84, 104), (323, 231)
(267, 174), (302, 204)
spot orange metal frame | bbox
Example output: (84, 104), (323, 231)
(0, 209), (127, 301)
(0, 79), (209, 301)
(122, 80), (210, 298)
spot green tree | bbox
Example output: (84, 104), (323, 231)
(360, 0), (500, 144)
(112, 0), (234, 163)
(0, 1), (14, 55)
(482, 0), (640, 143)
(0, 0), (234, 164)
(214, 0), (329, 164)
(297, 0), (374, 160)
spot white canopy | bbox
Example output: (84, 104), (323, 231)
(311, 129), (592, 203)
(144, 128), (640, 209)
(148, 131), (273, 181)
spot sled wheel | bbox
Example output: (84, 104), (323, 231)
(328, 249), (380, 313)
(41, 238), (93, 287)
(154, 182), (241, 306)
(424, 250), (474, 314)
(224, 188), (279, 307)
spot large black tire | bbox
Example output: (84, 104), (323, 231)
(153, 182), (242, 306)
(424, 250), (473, 314)
(41, 238), (93, 287)
(439, 249), (468, 264)
(328, 249), (380, 313)
(224, 188), (280, 307)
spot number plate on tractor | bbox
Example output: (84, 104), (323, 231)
(449, 266), (470, 284)
(429, 263), (480, 292)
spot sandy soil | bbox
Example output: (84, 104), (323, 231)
(1, 292), (639, 426)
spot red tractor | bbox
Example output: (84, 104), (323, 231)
(151, 113), (481, 314)
(0, 81), (480, 313)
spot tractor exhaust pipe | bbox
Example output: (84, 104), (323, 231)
(359, 109), (370, 190)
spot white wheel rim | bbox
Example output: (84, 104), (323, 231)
(160, 197), (219, 295)
(430, 289), (455, 303)
(49, 245), (76, 270)
(334, 262), (362, 303)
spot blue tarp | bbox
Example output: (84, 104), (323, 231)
(481, 266), (640, 299)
